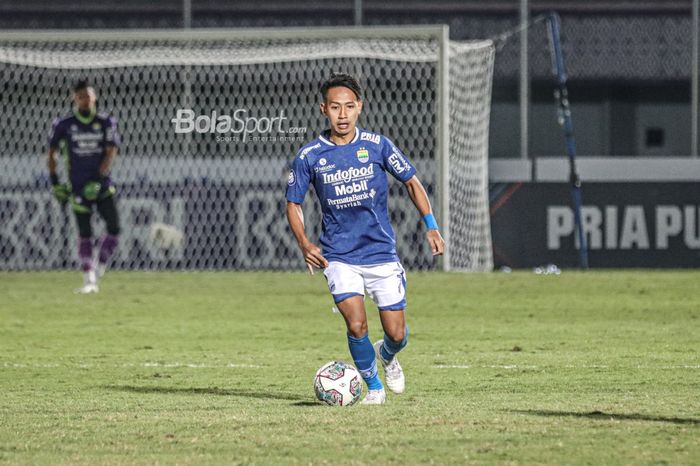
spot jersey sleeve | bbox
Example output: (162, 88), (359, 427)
(47, 118), (63, 150)
(285, 152), (312, 204)
(105, 115), (120, 147)
(381, 137), (417, 182)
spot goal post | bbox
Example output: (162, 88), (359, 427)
(0, 26), (494, 272)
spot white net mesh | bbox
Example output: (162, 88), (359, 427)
(449, 42), (495, 271)
(0, 30), (494, 271)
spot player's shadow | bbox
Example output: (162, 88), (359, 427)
(103, 384), (308, 402)
(513, 409), (700, 425)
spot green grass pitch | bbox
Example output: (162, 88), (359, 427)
(1, 270), (698, 465)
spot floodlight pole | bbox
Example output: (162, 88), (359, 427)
(354, 0), (363, 26)
(182, 0), (192, 156)
(692, 0), (699, 157)
(183, 0), (191, 29)
(520, 0), (529, 161)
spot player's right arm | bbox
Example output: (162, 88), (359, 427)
(286, 201), (328, 274)
(47, 147), (58, 179)
(47, 119), (69, 203)
(285, 151), (328, 274)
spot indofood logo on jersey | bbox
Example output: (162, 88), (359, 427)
(321, 165), (374, 184)
(71, 131), (103, 152)
(71, 132), (103, 142)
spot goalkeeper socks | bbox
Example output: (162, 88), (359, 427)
(98, 234), (118, 265)
(347, 333), (383, 390)
(380, 326), (409, 362)
(78, 237), (93, 272)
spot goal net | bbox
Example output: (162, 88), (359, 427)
(0, 27), (494, 271)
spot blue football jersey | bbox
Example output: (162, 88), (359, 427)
(285, 127), (417, 265)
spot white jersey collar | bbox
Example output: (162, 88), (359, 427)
(319, 127), (359, 146)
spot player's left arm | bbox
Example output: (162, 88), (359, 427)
(99, 145), (117, 178)
(84, 116), (119, 201)
(99, 115), (120, 178)
(83, 144), (117, 201)
(404, 176), (445, 256)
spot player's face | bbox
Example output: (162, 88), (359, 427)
(73, 87), (97, 112)
(320, 87), (363, 138)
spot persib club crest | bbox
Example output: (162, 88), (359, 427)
(287, 169), (296, 186)
(356, 148), (369, 163)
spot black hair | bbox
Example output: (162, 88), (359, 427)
(73, 79), (91, 92)
(320, 73), (362, 101)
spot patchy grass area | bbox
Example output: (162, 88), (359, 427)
(1, 270), (698, 465)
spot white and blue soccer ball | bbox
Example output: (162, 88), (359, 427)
(314, 361), (362, 406)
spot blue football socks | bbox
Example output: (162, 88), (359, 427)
(380, 326), (409, 362)
(347, 333), (383, 390)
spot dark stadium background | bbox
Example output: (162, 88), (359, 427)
(2, 0), (699, 267)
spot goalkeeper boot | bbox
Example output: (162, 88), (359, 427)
(75, 282), (99, 294)
(360, 388), (386, 405)
(75, 270), (99, 294)
(374, 340), (405, 394)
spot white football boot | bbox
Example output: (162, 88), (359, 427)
(360, 388), (386, 405)
(374, 340), (405, 394)
(75, 270), (99, 294)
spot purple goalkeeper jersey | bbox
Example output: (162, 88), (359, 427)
(48, 110), (120, 192)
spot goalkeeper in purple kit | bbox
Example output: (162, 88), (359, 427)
(47, 80), (120, 293)
(286, 73), (445, 404)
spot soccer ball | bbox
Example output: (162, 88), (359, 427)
(314, 361), (363, 406)
(149, 222), (184, 249)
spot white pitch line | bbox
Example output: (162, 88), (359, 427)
(132, 362), (263, 369)
(2, 363), (60, 368)
(434, 364), (537, 369)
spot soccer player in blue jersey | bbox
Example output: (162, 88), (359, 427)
(286, 73), (445, 404)
(47, 80), (121, 294)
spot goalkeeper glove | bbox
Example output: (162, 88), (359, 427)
(82, 180), (102, 201)
(52, 184), (70, 204)
(50, 173), (70, 204)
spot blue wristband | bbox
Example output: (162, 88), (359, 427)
(423, 213), (439, 230)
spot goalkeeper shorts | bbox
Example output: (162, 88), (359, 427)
(323, 261), (407, 311)
(71, 185), (117, 213)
